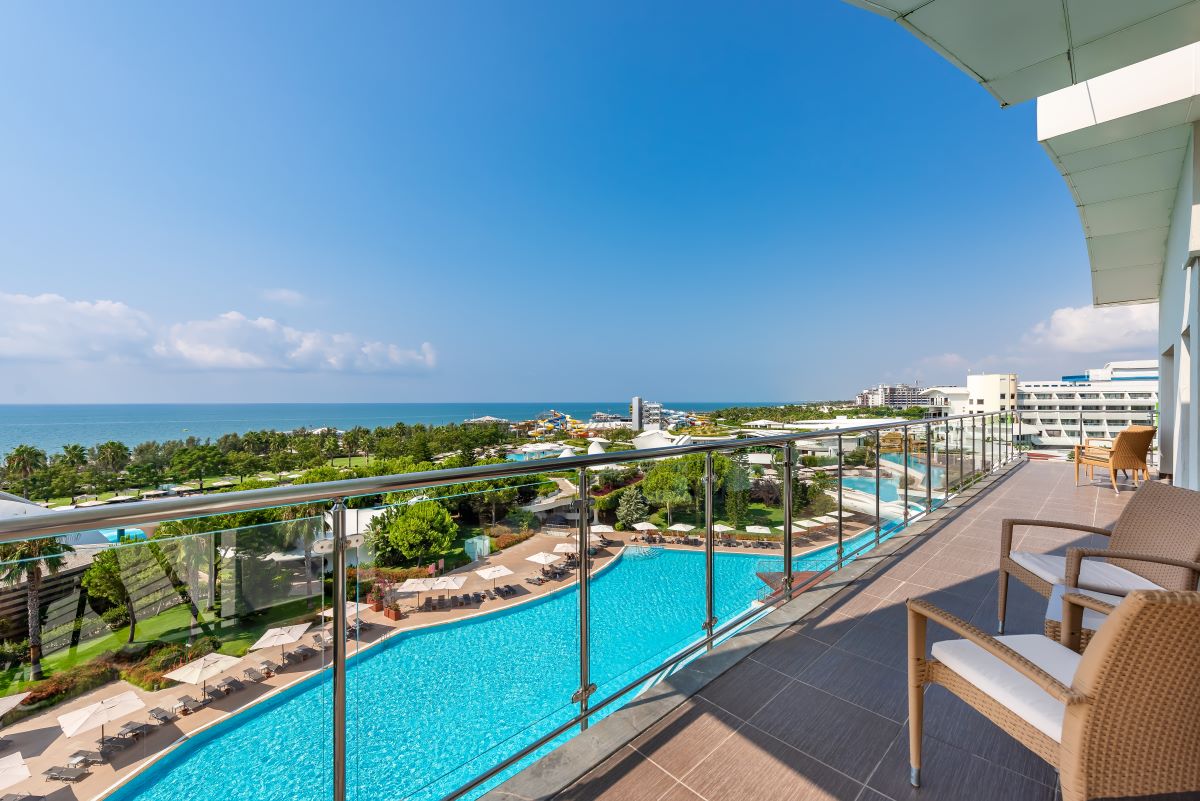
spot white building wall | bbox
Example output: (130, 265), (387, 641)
(1158, 127), (1198, 486)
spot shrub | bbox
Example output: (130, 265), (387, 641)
(101, 604), (131, 631)
(24, 661), (119, 708)
(491, 528), (536, 551)
(502, 509), (538, 532)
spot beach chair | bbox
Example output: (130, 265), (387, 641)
(217, 677), (245, 693)
(118, 720), (150, 739)
(203, 684), (226, 702)
(243, 667), (266, 683)
(67, 750), (102, 767)
(43, 766), (89, 782)
(295, 645), (317, 660)
(473, 592), (485, 604)
(312, 632), (332, 650)
(98, 735), (131, 752)
(176, 695), (208, 714)
(260, 660), (283, 675)
(148, 707), (176, 724)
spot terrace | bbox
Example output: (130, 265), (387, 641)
(491, 459), (1127, 801)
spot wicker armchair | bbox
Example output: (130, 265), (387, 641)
(1074, 425), (1155, 494)
(997, 480), (1200, 633)
(907, 591), (1200, 800)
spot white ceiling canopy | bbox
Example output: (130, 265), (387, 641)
(847, 0), (1200, 106)
(1038, 43), (1199, 305)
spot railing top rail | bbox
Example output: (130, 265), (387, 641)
(0, 410), (1004, 542)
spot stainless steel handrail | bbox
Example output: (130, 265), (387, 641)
(0, 410), (1001, 542)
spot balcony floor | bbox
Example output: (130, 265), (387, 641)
(550, 460), (1131, 801)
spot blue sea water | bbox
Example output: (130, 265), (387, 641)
(108, 533), (888, 801)
(0, 402), (784, 457)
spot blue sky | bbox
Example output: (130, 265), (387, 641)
(0, 1), (1157, 403)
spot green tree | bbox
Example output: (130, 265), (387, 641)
(616, 486), (649, 529)
(368, 501), (457, 566)
(3, 445), (47, 498)
(0, 537), (73, 679)
(344, 426), (371, 462)
(59, 443), (88, 470)
(81, 545), (156, 643)
(171, 445), (227, 489)
(92, 440), (132, 476)
(723, 465), (751, 528)
(226, 451), (263, 482)
(642, 463), (690, 526)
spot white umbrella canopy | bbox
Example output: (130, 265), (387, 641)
(667, 523), (695, 532)
(796, 520), (823, 530)
(0, 692), (30, 720)
(250, 623), (311, 661)
(475, 565), (514, 588)
(590, 524), (615, 534)
(552, 542), (577, 554)
(632, 522), (658, 531)
(430, 575), (467, 592)
(525, 552), (561, 566)
(57, 691), (146, 740)
(745, 525), (772, 535)
(163, 654), (242, 693)
(830, 511), (854, 518)
(712, 524), (735, 533)
(0, 752), (30, 792)
(398, 578), (435, 593)
(773, 521), (807, 531)
(813, 515), (838, 524)
(321, 602), (372, 620)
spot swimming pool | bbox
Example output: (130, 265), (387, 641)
(109, 530), (890, 801)
(840, 475), (900, 502)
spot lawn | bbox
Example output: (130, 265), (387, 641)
(0, 596), (321, 694)
(648, 502), (786, 530)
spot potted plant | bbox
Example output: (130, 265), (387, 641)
(384, 602), (404, 621)
(366, 590), (384, 613)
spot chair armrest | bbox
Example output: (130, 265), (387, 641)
(907, 598), (1086, 705)
(1084, 438), (1112, 448)
(1065, 548), (1200, 588)
(1001, 518), (1112, 558)
(1060, 591), (1118, 651)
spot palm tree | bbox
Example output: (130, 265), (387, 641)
(0, 538), (73, 680)
(59, 444), (87, 470)
(3, 445), (47, 498)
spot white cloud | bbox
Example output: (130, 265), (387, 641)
(0, 292), (434, 374)
(0, 292), (153, 361)
(155, 311), (436, 372)
(261, 288), (306, 306)
(1025, 303), (1157, 353)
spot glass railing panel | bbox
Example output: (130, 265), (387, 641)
(336, 470), (585, 801)
(0, 510), (333, 801)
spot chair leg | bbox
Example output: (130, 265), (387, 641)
(997, 570), (1009, 634)
(907, 608), (926, 788)
(1110, 469), (1119, 495)
(1074, 459), (1080, 486)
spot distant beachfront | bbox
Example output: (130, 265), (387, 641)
(0, 402), (785, 455)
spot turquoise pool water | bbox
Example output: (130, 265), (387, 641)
(880, 451), (945, 487)
(841, 475), (899, 502)
(109, 530), (890, 801)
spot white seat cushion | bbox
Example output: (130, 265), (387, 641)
(932, 634), (1080, 742)
(1009, 551), (1162, 595)
(1045, 584), (1122, 629)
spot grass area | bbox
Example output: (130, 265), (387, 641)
(328, 455), (376, 468)
(0, 597), (320, 694)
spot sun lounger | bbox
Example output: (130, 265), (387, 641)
(175, 695), (208, 714)
(203, 685), (226, 702)
(260, 660), (283, 675)
(472, 592), (484, 603)
(217, 677), (245, 693)
(148, 706), (176, 724)
(67, 750), (102, 768)
(312, 633), (332, 650)
(118, 720), (150, 739)
(43, 766), (89, 782)
(98, 735), (131, 752)
(1, 792), (44, 801)
(243, 667), (266, 683)
(503, 584), (517, 595)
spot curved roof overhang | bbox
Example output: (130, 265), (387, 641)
(847, 0), (1200, 106)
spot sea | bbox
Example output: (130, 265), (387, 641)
(0, 402), (784, 456)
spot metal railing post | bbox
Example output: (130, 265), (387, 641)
(836, 435), (844, 565)
(575, 467), (594, 731)
(330, 499), (348, 801)
(958, 418), (964, 492)
(903, 425), (910, 523)
(873, 430), (881, 546)
(703, 453), (716, 649)
(925, 423), (933, 511)
(782, 444), (794, 596)
(972, 415), (977, 478)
